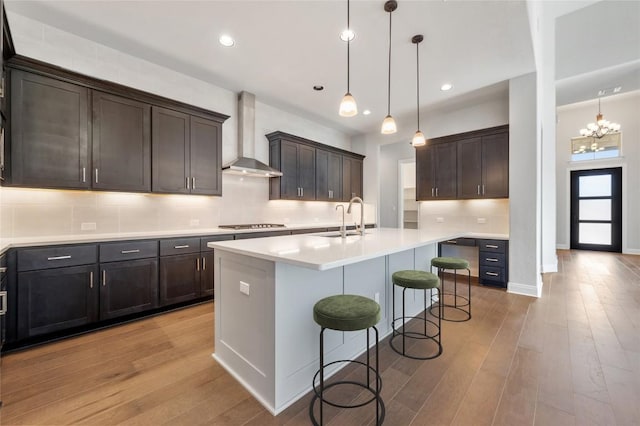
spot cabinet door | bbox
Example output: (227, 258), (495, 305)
(416, 145), (435, 200)
(350, 158), (363, 199)
(10, 70), (90, 189)
(457, 137), (482, 199)
(152, 106), (190, 194)
(279, 140), (300, 199)
(159, 253), (200, 306)
(482, 132), (509, 198)
(190, 116), (221, 195)
(434, 143), (457, 198)
(200, 252), (214, 297)
(99, 258), (158, 320)
(92, 91), (151, 192)
(316, 150), (342, 201)
(17, 265), (98, 339)
(298, 144), (316, 200)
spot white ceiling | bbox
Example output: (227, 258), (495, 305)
(5, 0), (536, 136)
(7, 1), (636, 134)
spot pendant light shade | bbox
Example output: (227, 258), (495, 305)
(381, 0), (397, 134)
(339, 0), (357, 117)
(411, 34), (426, 147)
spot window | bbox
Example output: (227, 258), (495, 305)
(571, 133), (621, 162)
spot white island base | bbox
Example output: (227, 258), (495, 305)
(211, 230), (448, 415)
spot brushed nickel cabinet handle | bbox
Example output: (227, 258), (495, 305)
(431, 188), (434, 197)
(477, 185), (480, 195)
(196, 258), (200, 272)
(186, 177), (190, 189)
(482, 185), (485, 195)
(202, 257), (206, 270)
(301, 188), (304, 197)
(0, 290), (7, 315)
(95, 168), (99, 183)
(446, 240), (457, 244)
(486, 258), (499, 262)
(89, 271), (93, 289)
(48, 255), (71, 261)
(102, 270), (106, 286)
(121, 249), (140, 254)
(82, 167), (86, 183)
(485, 272), (499, 277)
(192, 177), (196, 189)
(0, 267), (7, 273)
(436, 187), (439, 197)
(485, 244), (499, 249)
(174, 245), (189, 249)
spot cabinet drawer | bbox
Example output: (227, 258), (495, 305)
(477, 239), (507, 253)
(479, 265), (505, 282)
(160, 238), (201, 256)
(479, 252), (506, 267)
(18, 245), (98, 272)
(100, 240), (158, 262)
(200, 235), (234, 251)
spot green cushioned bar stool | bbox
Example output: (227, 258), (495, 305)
(309, 294), (385, 426)
(430, 256), (471, 322)
(391, 270), (443, 360)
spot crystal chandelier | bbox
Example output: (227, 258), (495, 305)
(579, 98), (621, 140)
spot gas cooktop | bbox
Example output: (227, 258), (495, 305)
(218, 223), (286, 230)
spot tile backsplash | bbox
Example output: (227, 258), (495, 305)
(0, 177), (376, 238)
(419, 199), (509, 235)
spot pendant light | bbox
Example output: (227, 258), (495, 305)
(411, 34), (426, 147)
(339, 0), (357, 117)
(380, 0), (398, 134)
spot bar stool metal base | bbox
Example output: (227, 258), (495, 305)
(391, 286), (443, 360)
(309, 327), (385, 426)
(429, 267), (471, 322)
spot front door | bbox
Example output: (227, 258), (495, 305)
(570, 167), (622, 252)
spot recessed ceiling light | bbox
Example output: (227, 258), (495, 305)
(613, 86), (622, 93)
(598, 89), (607, 96)
(440, 83), (453, 91)
(340, 29), (355, 42)
(363, 109), (371, 115)
(219, 34), (235, 47)
(313, 85), (324, 91)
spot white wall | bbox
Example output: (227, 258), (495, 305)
(555, 91), (640, 254)
(0, 13), (373, 239)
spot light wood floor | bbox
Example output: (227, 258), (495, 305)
(1, 250), (639, 425)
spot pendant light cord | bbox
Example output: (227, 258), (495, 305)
(347, 0), (351, 93)
(387, 10), (392, 115)
(416, 40), (420, 130)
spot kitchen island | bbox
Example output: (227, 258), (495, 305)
(208, 228), (466, 414)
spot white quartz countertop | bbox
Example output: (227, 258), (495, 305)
(0, 222), (370, 254)
(209, 228), (509, 271)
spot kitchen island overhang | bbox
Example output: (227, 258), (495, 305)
(208, 228), (469, 414)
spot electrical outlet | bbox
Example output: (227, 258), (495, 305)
(436, 217), (444, 223)
(80, 222), (97, 231)
(374, 292), (380, 304)
(190, 219), (200, 226)
(239, 281), (250, 296)
(477, 217), (486, 224)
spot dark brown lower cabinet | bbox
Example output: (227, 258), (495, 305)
(201, 252), (214, 297)
(99, 258), (158, 320)
(17, 265), (98, 339)
(159, 253), (201, 306)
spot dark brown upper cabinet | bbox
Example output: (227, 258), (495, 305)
(316, 149), (342, 201)
(8, 69), (90, 189)
(152, 107), (222, 196)
(4, 56), (228, 195)
(268, 131), (364, 202)
(92, 91), (151, 192)
(457, 128), (509, 199)
(416, 142), (457, 200)
(341, 156), (363, 201)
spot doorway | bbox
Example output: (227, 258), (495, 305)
(570, 167), (622, 252)
(398, 160), (418, 229)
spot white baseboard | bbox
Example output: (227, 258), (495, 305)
(623, 248), (640, 255)
(556, 244), (569, 250)
(541, 259), (558, 273)
(508, 279), (542, 298)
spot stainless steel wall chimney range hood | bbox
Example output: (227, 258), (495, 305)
(222, 91), (283, 177)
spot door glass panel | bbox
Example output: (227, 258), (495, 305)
(579, 175), (611, 197)
(579, 223), (612, 245)
(579, 199), (611, 221)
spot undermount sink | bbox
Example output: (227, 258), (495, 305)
(320, 232), (367, 238)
